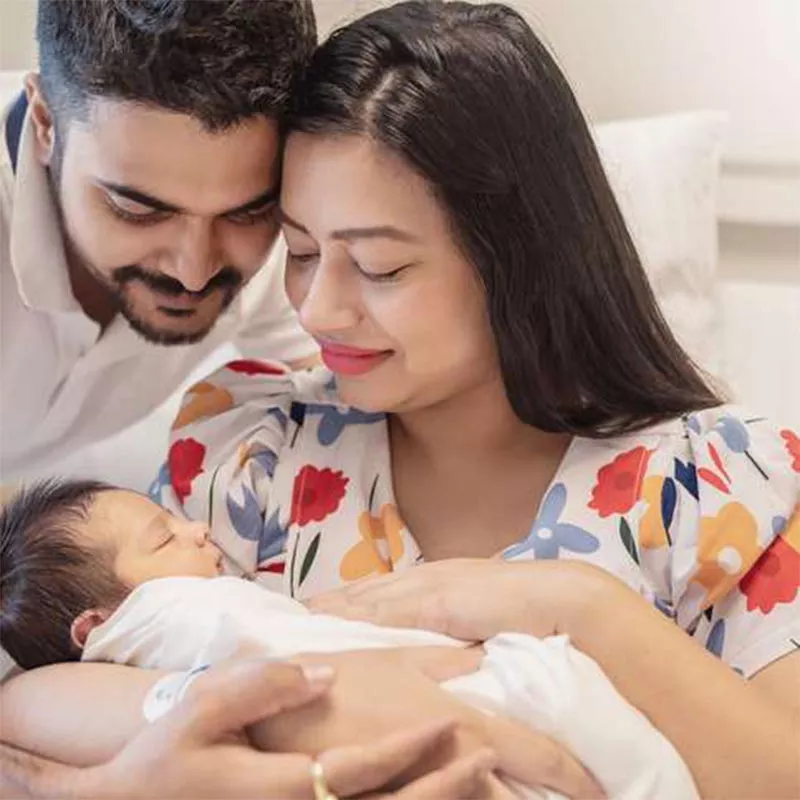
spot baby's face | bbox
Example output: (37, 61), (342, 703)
(85, 490), (222, 586)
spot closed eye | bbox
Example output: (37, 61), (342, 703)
(225, 202), (276, 226)
(356, 262), (414, 283)
(155, 533), (174, 551)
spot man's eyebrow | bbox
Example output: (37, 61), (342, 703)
(276, 208), (419, 243)
(99, 181), (180, 213)
(98, 182), (280, 217)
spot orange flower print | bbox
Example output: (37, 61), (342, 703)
(691, 502), (763, 608)
(589, 446), (653, 518)
(173, 382), (233, 430)
(639, 475), (669, 549)
(780, 429), (800, 472)
(340, 504), (406, 582)
(740, 509), (800, 613)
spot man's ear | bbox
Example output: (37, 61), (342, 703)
(70, 609), (111, 651)
(24, 72), (57, 166)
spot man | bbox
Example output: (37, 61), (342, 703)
(0, 0), (320, 491)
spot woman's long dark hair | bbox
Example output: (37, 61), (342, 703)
(286, 1), (722, 436)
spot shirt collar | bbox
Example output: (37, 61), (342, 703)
(10, 109), (82, 314)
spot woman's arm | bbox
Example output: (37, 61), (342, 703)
(563, 571), (800, 800)
(1, 663), (164, 766)
(309, 559), (800, 798)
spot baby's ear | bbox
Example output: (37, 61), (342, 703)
(70, 609), (111, 651)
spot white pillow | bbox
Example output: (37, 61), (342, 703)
(593, 112), (726, 377)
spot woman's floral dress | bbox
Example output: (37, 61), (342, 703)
(151, 361), (800, 678)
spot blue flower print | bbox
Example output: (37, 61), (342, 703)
(674, 458), (699, 500)
(714, 416), (750, 453)
(249, 448), (278, 480)
(686, 414), (703, 435)
(149, 462), (172, 504)
(227, 485), (262, 541)
(705, 618), (726, 658)
(226, 489), (289, 563)
(259, 508), (289, 563)
(503, 483), (600, 560)
(304, 403), (385, 446)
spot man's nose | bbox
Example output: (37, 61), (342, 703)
(172, 218), (224, 292)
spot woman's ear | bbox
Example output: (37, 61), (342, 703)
(70, 609), (111, 651)
(24, 72), (57, 166)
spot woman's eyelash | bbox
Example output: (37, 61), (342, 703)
(357, 263), (410, 283)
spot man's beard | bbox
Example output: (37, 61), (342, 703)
(108, 264), (244, 345)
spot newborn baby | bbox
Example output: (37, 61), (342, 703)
(0, 480), (697, 800)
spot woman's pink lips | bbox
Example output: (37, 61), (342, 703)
(319, 341), (392, 376)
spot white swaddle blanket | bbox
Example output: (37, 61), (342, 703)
(84, 576), (698, 800)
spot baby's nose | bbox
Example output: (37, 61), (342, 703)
(185, 522), (210, 546)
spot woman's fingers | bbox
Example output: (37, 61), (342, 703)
(386, 748), (499, 799)
(321, 718), (462, 796)
(487, 715), (605, 799)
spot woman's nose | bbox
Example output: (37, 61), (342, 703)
(297, 259), (360, 335)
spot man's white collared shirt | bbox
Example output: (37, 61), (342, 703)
(0, 93), (315, 490)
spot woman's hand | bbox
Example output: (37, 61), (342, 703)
(307, 558), (618, 642)
(87, 660), (499, 799)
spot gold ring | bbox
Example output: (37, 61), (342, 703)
(311, 759), (338, 800)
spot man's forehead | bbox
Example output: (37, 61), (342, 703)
(71, 98), (282, 214)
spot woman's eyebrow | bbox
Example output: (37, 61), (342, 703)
(276, 207), (419, 243)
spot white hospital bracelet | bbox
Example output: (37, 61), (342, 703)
(142, 665), (211, 723)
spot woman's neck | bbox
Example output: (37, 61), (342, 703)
(387, 376), (572, 560)
(389, 376), (569, 467)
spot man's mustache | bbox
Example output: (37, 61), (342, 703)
(111, 265), (243, 298)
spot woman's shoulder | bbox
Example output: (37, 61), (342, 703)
(170, 361), (344, 432)
(555, 406), (799, 675)
(571, 404), (799, 518)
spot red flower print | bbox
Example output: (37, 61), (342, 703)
(226, 359), (286, 376)
(168, 438), (206, 503)
(290, 465), (349, 527)
(740, 535), (800, 614)
(781, 429), (800, 473)
(589, 446), (653, 518)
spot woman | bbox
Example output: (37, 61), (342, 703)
(5, 2), (799, 797)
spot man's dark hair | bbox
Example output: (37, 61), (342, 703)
(36, 0), (317, 130)
(286, 1), (722, 437)
(0, 479), (129, 670)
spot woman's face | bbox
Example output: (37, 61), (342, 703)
(281, 133), (499, 414)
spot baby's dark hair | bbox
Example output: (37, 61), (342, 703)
(0, 479), (130, 669)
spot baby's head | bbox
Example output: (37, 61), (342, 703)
(0, 479), (221, 669)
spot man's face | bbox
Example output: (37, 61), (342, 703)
(44, 98), (282, 344)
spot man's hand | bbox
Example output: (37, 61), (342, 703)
(86, 660), (496, 798)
